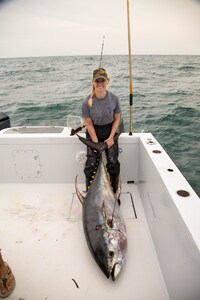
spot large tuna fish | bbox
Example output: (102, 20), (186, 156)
(75, 135), (127, 281)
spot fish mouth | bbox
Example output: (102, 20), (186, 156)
(101, 264), (119, 281)
(110, 263), (122, 281)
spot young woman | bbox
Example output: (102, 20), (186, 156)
(82, 67), (123, 193)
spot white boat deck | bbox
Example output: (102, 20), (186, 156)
(0, 182), (169, 300)
(1, 129), (200, 299)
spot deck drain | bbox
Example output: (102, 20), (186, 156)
(177, 190), (190, 197)
(153, 150), (162, 154)
(167, 168), (174, 172)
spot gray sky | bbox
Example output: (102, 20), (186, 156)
(0, 0), (200, 58)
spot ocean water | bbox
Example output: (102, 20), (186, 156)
(0, 55), (199, 196)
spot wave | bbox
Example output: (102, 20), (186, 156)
(177, 65), (196, 71)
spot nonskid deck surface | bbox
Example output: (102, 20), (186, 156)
(0, 183), (169, 300)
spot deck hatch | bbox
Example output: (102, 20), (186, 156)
(12, 150), (42, 179)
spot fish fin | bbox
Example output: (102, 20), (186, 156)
(75, 175), (84, 205)
(102, 201), (113, 228)
(99, 142), (108, 153)
(102, 201), (108, 220)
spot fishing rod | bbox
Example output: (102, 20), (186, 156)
(70, 124), (86, 136)
(127, 0), (133, 135)
(99, 35), (105, 68)
(109, 1), (134, 222)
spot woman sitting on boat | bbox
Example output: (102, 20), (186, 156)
(82, 67), (123, 193)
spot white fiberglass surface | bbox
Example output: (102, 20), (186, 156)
(0, 183), (169, 300)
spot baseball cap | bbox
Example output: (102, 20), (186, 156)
(93, 68), (109, 81)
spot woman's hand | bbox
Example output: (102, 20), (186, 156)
(104, 136), (114, 149)
(104, 113), (120, 149)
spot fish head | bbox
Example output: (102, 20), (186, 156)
(106, 231), (127, 280)
(93, 230), (126, 280)
(107, 250), (123, 281)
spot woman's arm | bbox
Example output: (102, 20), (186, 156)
(84, 117), (98, 143)
(105, 113), (121, 148)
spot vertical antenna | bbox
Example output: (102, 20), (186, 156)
(127, 0), (133, 135)
(99, 35), (105, 68)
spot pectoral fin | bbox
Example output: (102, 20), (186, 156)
(75, 175), (85, 205)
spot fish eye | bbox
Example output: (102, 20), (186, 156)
(109, 251), (114, 257)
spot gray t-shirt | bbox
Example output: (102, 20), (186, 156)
(82, 91), (121, 126)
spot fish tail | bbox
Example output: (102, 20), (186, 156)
(76, 134), (107, 153)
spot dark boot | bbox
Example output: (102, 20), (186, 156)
(109, 175), (121, 205)
(110, 175), (119, 194)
